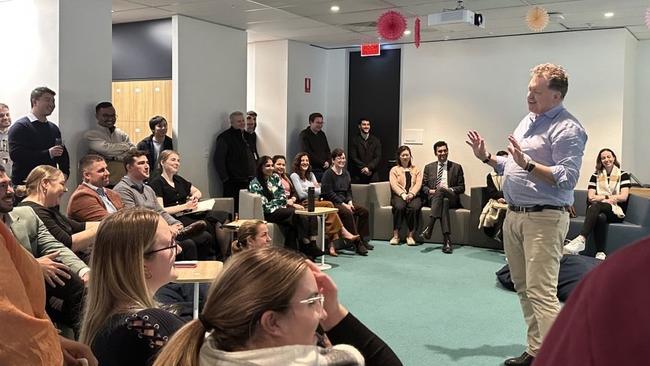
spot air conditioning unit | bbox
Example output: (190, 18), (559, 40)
(427, 9), (484, 31)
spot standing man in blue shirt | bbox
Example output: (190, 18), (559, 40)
(467, 63), (587, 366)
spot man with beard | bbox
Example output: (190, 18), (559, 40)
(349, 118), (381, 183)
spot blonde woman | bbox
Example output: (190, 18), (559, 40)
(154, 247), (402, 366)
(80, 208), (185, 366)
(230, 220), (271, 254)
(17, 165), (99, 254)
(149, 150), (230, 259)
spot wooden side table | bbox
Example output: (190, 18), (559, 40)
(174, 261), (223, 319)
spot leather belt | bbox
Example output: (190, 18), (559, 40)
(508, 205), (567, 213)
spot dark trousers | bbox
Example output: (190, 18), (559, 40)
(580, 202), (624, 252)
(391, 195), (422, 231)
(46, 269), (86, 337)
(427, 189), (460, 235)
(265, 207), (317, 250)
(335, 203), (369, 238)
(178, 210), (231, 260)
(223, 179), (250, 214)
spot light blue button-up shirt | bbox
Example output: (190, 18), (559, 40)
(495, 104), (587, 207)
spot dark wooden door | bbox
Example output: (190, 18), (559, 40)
(348, 48), (401, 181)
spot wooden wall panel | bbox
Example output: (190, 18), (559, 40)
(111, 80), (173, 145)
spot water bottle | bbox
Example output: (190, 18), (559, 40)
(307, 187), (315, 212)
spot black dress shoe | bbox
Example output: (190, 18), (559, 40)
(504, 352), (534, 366)
(356, 242), (368, 256)
(364, 242), (374, 250)
(442, 235), (453, 254)
(420, 225), (433, 240)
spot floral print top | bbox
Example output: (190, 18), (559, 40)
(248, 173), (288, 214)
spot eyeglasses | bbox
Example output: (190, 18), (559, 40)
(144, 239), (179, 256)
(298, 294), (325, 316)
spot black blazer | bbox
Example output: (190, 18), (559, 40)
(136, 135), (174, 170)
(422, 160), (465, 196)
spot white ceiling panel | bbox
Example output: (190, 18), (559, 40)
(112, 0), (650, 47)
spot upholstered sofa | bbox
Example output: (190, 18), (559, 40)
(237, 184), (373, 247)
(369, 181), (471, 244)
(238, 189), (286, 246)
(470, 187), (650, 254)
(567, 190), (650, 256)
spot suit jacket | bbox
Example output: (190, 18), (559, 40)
(422, 160), (465, 196)
(6, 206), (88, 275)
(67, 183), (124, 222)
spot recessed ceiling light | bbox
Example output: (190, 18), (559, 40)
(330, 5), (340, 12)
(404, 29), (411, 35)
(604, 12), (614, 18)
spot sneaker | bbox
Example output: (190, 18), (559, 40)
(406, 237), (417, 246)
(389, 237), (400, 245)
(563, 236), (585, 255)
(595, 252), (607, 260)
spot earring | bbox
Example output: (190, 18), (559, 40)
(144, 268), (152, 279)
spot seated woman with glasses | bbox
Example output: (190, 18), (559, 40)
(154, 247), (403, 366)
(230, 220), (271, 254)
(80, 208), (185, 366)
(289, 152), (361, 256)
(149, 150), (230, 259)
(17, 165), (100, 259)
(248, 155), (323, 259)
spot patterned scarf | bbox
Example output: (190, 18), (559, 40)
(596, 166), (625, 218)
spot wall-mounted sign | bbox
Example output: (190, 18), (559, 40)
(361, 43), (381, 57)
(305, 77), (311, 93)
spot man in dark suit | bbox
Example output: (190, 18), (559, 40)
(420, 141), (465, 253)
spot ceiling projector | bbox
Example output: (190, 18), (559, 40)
(428, 9), (485, 31)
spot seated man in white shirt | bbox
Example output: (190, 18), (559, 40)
(84, 102), (135, 185)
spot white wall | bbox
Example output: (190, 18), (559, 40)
(0, 0), (59, 120)
(0, 0), (111, 203)
(621, 32), (637, 182)
(635, 40), (650, 183)
(402, 28), (633, 191)
(286, 41), (328, 161)
(247, 41), (347, 163)
(173, 15), (247, 197)
(325, 49), (348, 153)
(247, 40), (288, 158)
(59, 0), (113, 181)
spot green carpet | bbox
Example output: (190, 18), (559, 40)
(325, 241), (527, 366)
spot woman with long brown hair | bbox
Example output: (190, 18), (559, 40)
(154, 247), (402, 366)
(290, 152), (361, 256)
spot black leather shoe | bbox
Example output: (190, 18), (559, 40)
(364, 242), (374, 250)
(356, 242), (368, 256)
(176, 220), (208, 241)
(442, 235), (453, 254)
(420, 225), (433, 240)
(504, 352), (534, 366)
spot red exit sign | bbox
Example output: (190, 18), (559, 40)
(361, 43), (380, 57)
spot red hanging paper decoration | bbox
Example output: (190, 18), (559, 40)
(377, 10), (407, 41)
(414, 17), (421, 48)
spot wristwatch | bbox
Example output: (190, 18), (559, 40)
(525, 161), (536, 172)
(482, 152), (491, 164)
